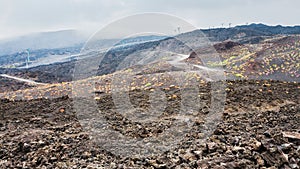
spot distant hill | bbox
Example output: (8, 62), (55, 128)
(181, 23), (300, 43)
(236, 23), (300, 35)
(0, 30), (87, 55)
(1, 23), (300, 83)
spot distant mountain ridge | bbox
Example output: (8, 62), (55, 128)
(0, 23), (299, 83)
(189, 23), (300, 43)
(1, 23), (300, 56)
(0, 30), (87, 55)
(94, 23), (300, 79)
(236, 23), (300, 35)
(1, 23), (300, 77)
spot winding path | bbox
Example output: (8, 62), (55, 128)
(165, 51), (221, 72)
(0, 74), (47, 86)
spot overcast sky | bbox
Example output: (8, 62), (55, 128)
(0, 0), (299, 39)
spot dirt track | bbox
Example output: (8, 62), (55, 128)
(0, 80), (299, 168)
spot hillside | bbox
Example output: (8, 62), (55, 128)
(209, 36), (300, 81)
(0, 24), (299, 94)
(0, 23), (299, 168)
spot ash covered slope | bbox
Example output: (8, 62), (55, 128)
(1, 24), (300, 88)
(202, 35), (300, 82)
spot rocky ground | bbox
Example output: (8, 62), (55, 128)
(0, 80), (299, 168)
(0, 77), (33, 92)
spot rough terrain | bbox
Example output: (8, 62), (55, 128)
(0, 80), (299, 168)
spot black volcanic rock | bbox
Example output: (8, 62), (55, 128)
(213, 41), (241, 51)
(0, 80), (298, 168)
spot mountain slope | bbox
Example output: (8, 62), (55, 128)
(0, 30), (87, 56)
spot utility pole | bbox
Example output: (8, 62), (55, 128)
(177, 27), (181, 34)
(221, 23), (224, 28)
(25, 49), (30, 69)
